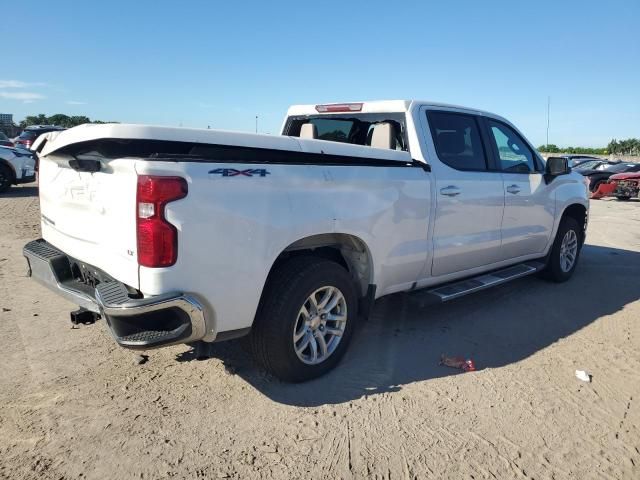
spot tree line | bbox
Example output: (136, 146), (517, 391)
(19, 113), (115, 129)
(606, 138), (640, 156)
(538, 138), (640, 156)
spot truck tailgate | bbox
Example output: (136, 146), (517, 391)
(38, 155), (140, 289)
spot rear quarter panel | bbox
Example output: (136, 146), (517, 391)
(135, 160), (430, 337)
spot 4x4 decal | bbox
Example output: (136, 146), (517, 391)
(208, 168), (271, 177)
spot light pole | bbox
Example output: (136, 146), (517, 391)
(546, 96), (551, 147)
(255, 115), (258, 134)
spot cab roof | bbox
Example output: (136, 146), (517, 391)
(286, 100), (500, 118)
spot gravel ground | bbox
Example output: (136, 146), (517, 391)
(1, 184), (639, 479)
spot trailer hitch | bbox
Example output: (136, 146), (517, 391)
(70, 308), (100, 326)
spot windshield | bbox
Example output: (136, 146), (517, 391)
(18, 131), (38, 140)
(574, 160), (600, 170)
(0, 132), (8, 141)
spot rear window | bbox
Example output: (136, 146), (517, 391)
(19, 131), (37, 140)
(285, 113), (408, 151)
(0, 132), (8, 140)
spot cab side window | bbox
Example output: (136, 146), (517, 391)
(488, 121), (536, 173)
(427, 112), (488, 171)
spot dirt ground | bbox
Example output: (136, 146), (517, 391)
(1, 184), (639, 480)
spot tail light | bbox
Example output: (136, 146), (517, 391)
(136, 175), (188, 267)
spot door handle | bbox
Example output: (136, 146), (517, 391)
(506, 184), (521, 194)
(440, 185), (461, 197)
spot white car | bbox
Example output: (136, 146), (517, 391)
(0, 146), (37, 193)
(24, 100), (589, 381)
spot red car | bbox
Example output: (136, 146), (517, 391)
(610, 171), (640, 200)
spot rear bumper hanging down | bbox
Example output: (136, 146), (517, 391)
(23, 238), (207, 349)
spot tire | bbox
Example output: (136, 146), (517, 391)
(541, 217), (582, 283)
(616, 196), (631, 201)
(0, 164), (13, 193)
(249, 256), (358, 382)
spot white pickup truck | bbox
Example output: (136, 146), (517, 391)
(24, 100), (589, 381)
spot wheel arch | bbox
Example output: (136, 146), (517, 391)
(0, 159), (17, 182)
(266, 233), (374, 298)
(560, 203), (588, 244)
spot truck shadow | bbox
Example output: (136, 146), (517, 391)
(184, 244), (640, 406)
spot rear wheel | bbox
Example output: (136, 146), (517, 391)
(541, 217), (582, 282)
(249, 256), (357, 382)
(0, 164), (13, 193)
(616, 196), (631, 201)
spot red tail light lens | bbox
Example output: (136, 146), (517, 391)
(136, 175), (188, 267)
(315, 103), (363, 113)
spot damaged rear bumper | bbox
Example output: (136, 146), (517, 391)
(23, 238), (206, 350)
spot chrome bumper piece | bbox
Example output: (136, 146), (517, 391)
(23, 239), (207, 349)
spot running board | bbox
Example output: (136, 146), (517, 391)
(409, 261), (546, 306)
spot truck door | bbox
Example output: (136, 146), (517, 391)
(483, 119), (555, 259)
(423, 110), (505, 276)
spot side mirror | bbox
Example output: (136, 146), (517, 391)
(545, 156), (570, 181)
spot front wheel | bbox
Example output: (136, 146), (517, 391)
(249, 257), (358, 382)
(541, 217), (582, 282)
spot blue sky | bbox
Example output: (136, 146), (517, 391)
(2, 0), (638, 147)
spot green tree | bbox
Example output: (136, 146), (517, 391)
(607, 138), (640, 155)
(18, 113), (113, 129)
(20, 114), (48, 128)
(47, 114), (71, 127)
(537, 144), (560, 153)
(68, 115), (91, 127)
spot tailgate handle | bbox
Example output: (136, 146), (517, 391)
(68, 159), (102, 173)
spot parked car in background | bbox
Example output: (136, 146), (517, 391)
(572, 158), (620, 171)
(581, 162), (640, 192)
(14, 125), (65, 149)
(0, 145), (37, 193)
(0, 131), (14, 148)
(609, 171), (640, 200)
(561, 155), (603, 168)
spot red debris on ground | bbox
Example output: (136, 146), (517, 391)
(440, 354), (476, 372)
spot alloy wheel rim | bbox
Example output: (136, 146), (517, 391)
(559, 229), (578, 273)
(293, 286), (347, 365)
